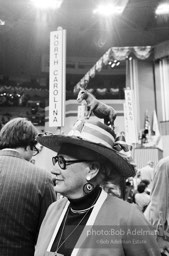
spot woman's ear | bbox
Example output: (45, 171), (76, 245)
(86, 161), (100, 180)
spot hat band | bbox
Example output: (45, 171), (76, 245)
(69, 122), (115, 148)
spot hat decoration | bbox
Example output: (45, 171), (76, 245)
(37, 88), (136, 177)
(37, 119), (136, 178)
(113, 135), (136, 168)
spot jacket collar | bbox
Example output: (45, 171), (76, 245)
(0, 149), (24, 159)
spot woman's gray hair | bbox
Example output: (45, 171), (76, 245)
(88, 157), (119, 185)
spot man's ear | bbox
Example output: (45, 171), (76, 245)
(86, 162), (100, 180)
(25, 145), (31, 152)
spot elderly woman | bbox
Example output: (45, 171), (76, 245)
(35, 120), (160, 256)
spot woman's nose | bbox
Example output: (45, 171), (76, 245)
(51, 168), (60, 185)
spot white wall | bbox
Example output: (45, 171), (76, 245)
(161, 135), (169, 158)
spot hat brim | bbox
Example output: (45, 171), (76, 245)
(37, 134), (135, 178)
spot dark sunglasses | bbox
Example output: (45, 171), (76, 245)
(52, 155), (94, 170)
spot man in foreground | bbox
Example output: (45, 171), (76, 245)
(0, 117), (56, 256)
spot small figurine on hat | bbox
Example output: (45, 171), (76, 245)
(77, 87), (117, 129)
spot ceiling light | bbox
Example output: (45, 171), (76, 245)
(30, 0), (63, 10)
(155, 3), (169, 15)
(0, 19), (5, 25)
(93, 4), (124, 16)
(111, 63), (116, 68)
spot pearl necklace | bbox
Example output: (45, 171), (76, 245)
(70, 204), (95, 214)
(70, 188), (101, 214)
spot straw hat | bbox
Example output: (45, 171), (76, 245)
(37, 120), (135, 178)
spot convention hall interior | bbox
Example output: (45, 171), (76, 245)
(1, 0), (169, 168)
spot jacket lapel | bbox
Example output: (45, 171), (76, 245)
(71, 189), (108, 256)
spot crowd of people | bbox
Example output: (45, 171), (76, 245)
(0, 116), (168, 256)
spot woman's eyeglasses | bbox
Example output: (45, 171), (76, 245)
(52, 155), (93, 170)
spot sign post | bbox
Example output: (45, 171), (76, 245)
(49, 27), (66, 128)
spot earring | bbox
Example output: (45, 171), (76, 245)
(83, 176), (94, 194)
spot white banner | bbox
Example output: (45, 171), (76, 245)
(49, 27), (66, 127)
(124, 89), (137, 144)
(123, 102), (130, 144)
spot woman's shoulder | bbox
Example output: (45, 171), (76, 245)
(104, 195), (148, 224)
(106, 194), (134, 208)
(43, 197), (68, 220)
(104, 195), (138, 215)
(48, 196), (68, 210)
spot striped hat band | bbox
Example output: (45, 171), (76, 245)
(68, 120), (115, 149)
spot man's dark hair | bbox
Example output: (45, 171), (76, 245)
(0, 117), (38, 149)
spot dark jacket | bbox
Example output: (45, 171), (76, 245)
(0, 149), (57, 256)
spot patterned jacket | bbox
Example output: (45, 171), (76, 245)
(0, 149), (56, 256)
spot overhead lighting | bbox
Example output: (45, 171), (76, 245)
(0, 19), (5, 26)
(109, 60), (120, 68)
(30, 0), (63, 10)
(111, 63), (116, 68)
(93, 4), (124, 16)
(155, 3), (169, 15)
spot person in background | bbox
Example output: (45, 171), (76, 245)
(144, 156), (169, 255)
(125, 179), (135, 203)
(138, 161), (155, 192)
(0, 117), (57, 256)
(141, 179), (151, 195)
(134, 180), (150, 212)
(132, 168), (142, 190)
(103, 173), (126, 199)
(35, 119), (160, 256)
